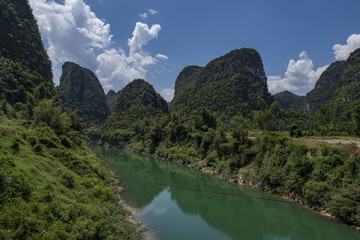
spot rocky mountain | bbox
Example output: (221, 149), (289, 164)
(170, 48), (273, 119)
(303, 61), (345, 112)
(326, 48), (360, 107)
(115, 79), (168, 113)
(101, 79), (168, 147)
(57, 62), (110, 125)
(273, 91), (304, 111)
(0, 0), (55, 104)
(106, 89), (118, 113)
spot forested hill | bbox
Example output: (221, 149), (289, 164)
(57, 62), (110, 126)
(170, 48), (273, 120)
(273, 91), (304, 111)
(101, 79), (168, 148)
(0, 0), (55, 104)
(115, 78), (168, 113)
(303, 61), (345, 112)
(328, 48), (360, 105)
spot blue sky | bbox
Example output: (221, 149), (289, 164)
(29, 0), (360, 101)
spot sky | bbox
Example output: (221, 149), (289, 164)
(29, 0), (360, 101)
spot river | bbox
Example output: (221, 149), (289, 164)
(88, 142), (360, 240)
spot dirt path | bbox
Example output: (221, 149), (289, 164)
(292, 138), (360, 151)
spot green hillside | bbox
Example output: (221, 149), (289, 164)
(0, 0), (55, 104)
(273, 90), (304, 111)
(170, 48), (273, 120)
(57, 62), (110, 126)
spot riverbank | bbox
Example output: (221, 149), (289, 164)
(100, 138), (360, 232)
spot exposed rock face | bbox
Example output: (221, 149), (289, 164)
(325, 48), (360, 107)
(106, 89), (118, 113)
(115, 79), (168, 113)
(273, 91), (305, 111)
(303, 61), (345, 112)
(170, 48), (272, 119)
(0, 0), (55, 104)
(57, 62), (110, 125)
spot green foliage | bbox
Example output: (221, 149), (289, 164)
(57, 62), (110, 127)
(115, 79), (168, 114)
(170, 48), (273, 121)
(289, 124), (302, 138)
(0, 114), (140, 239)
(273, 90), (305, 111)
(0, 0), (55, 105)
(303, 61), (345, 112)
(253, 97), (277, 131)
(243, 133), (360, 226)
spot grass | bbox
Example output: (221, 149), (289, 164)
(0, 115), (140, 239)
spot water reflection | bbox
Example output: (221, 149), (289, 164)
(88, 142), (360, 240)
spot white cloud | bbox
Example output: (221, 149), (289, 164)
(268, 51), (328, 95)
(139, 12), (147, 19)
(155, 53), (169, 61)
(148, 9), (158, 15)
(29, 0), (167, 92)
(160, 88), (174, 102)
(96, 22), (167, 91)
(29, 0), (112, 82)
(139, 9), (158, 19)
(128, 22), (161, 53)
(333, 34), (360, 60)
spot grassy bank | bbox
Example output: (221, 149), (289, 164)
(0, 116), (140, 239)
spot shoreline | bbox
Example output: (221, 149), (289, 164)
(102, 142), (360, 232)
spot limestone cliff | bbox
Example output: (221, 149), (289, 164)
(170, 48), (273, 119)
(57, 62), (110, 125)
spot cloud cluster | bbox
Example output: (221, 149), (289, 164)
(29, 0), (112, 78)
(139, 9), (158, 19)
(333, 34), (360, 60)
(268, 51), (328, 95)
(29, 0), (167, 91)
(160, 88), (175, 102)
(97, 22), (165, 90)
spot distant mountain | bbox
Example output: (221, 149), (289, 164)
(106, 89), (118, 113)
(115, 79), (168, 114)
(273, 91), (304, 111)
(57, 62), (110, 125)
(0, 0), (56, 104)
(303, 61), (345, 112)
(101, 79), (168, 146)
(170, 48), (273, 120)
(326, 48), (360, 107)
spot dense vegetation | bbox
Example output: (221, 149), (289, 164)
(57, 62), (110, 126)
(114, 79), (168, 113)
(273, 91), (304, 111)
(0, 0), (55, 104)
(0, 100), (139, 239)
(170, 48), (273, 121)
(303, 61), (345, 112)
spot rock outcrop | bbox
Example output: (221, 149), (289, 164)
(170, 48), (273, 119)
(325, 48), (360, 107)
(106, 89), (118, 113)
(303, 61), (345, 112)
(57, 62), (110, 125)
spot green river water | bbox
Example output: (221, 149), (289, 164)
(88, 142), (360, 240)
